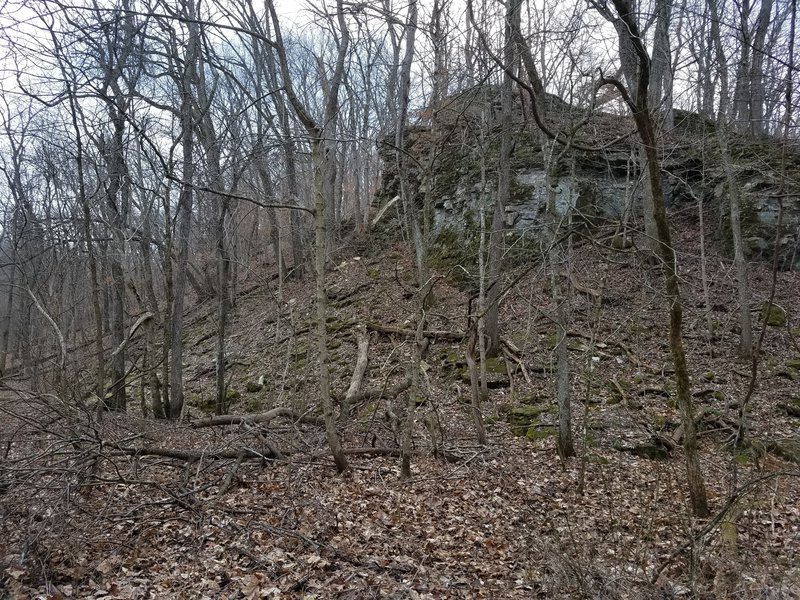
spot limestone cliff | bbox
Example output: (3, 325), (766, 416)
(376, 86), (800, 271)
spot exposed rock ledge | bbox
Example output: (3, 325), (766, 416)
(377, 86), (800, 271)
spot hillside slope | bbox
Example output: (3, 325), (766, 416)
(2, 213), (800, 599)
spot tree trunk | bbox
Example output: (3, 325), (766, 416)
(194, 47), (233, 417)
(544, 143), (575, 459)
(554, 289), (574, 459)
(139, 201), (163, 416)
(215, 204), (231, 416)
(748, 0), (773, 135)
(160, 186), (173, 415)
(708, 0), (753, 358)
(265, 0), (351, 471)
(259, 10), (304, 271)
(596, 2), (660, 256)
(485, 0), (519, 357)
(732, 0), (753, 129)
(168, 7), (199, 419)
(604, 0), (709, 517)
(394, 0), (424, 286)
(0, 259), (15, 375)
(313, 141), (348, 473)
(105, 110), (128, 410)
(466, 324), (487, 446)
(784, 0), (797, 140)
(721, 131), (753, 358)
(401, 313), (423, 478)
(648, 0), (673, 113)
(65, 94), (106, 400)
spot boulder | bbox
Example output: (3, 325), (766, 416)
(761, 302), (787, 327)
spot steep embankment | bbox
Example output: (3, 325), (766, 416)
(1, 213), (800, 598)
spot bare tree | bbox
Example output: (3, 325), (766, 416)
(708, 0), (754, 358)
(591, 0), (661, 257)
(732, 0), (774, 135)
(90, 1), (143, 411)
(594, 0), (710, 517)
(167, 0), (201, 419)
(265, 0), (351, 472)
(484, 0), (520, 357)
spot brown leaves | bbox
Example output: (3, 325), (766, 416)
(4, 224), (800, 598)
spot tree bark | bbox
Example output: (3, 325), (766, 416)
(602, 0), (709, 517)
(466, 325), (487, 446)
(544, 142), (575, 459)
(168, 2), (200, 419)
(0, 249), (16, 375)
(266, 0), (350, 472)
(104, 107), (129, 411)
(339, 325), (369, 422)
(485, 0), (519, 357)
(748, 0), (773, 135)
(708, 0), (753, 358)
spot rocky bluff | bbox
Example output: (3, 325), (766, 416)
(376, 86), (800, 271)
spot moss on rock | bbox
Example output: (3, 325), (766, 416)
(761, 302), (786, 327)
(611, 235), (633, 250)
(767, 438), (800, 464)
(245, 381), (263, 393)
(508, 404), (552, 422)
(630, 444), (670, 461)
(484, 357), (506, 374)
(587, 454), (610, 465)
(507, 403), (554, 436)
(526, 426), (557, 441)
(786, 358), (800, 370)
(245, 397), (265, 412)
(520, 392), (547, 405)
(186, 393), (214, 412)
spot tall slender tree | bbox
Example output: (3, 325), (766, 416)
(594, 0), (710, 517)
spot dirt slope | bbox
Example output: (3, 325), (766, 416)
(2, 215), (800, 599)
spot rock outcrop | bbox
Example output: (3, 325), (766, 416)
(376, 86), (800, 270)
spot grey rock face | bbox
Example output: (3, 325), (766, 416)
(376, 88), (800, 270)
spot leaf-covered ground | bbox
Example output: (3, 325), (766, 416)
(2, 213), (800, 599)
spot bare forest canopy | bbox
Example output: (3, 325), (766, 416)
(1, 0), (800, 598)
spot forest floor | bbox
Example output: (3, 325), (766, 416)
(2, 213), (800, 599)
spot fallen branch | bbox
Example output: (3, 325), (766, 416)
(191, 407), (325, 428)
(502, 345), (533, 386)
(110, 312), (154, 358)
(500, 337), (524, 356)
(328, 283), (369, 304)
(371, 195), (399, 227)
(217, 451), (246, 495)
(113, 443), (406, 463)
(650, 471), (800, 585)
(339, 326), (370, 420)
(563, 272), (606, 303)
(334, 376), (412, 404)
(20, 285), (67, 371)
(312, 446), (406, 459)
(111, 444), (281, 461)
(367, 322), (464, 341)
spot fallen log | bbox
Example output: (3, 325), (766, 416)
(339, 326), (370, 420)
(111, 443), (406, 463)
(111, 444), (280, 461)
(191, 407), (325, 428)
(110, 312), (154, 358)
(334, 376), (412, 404)
(367, 322), (464, 341)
